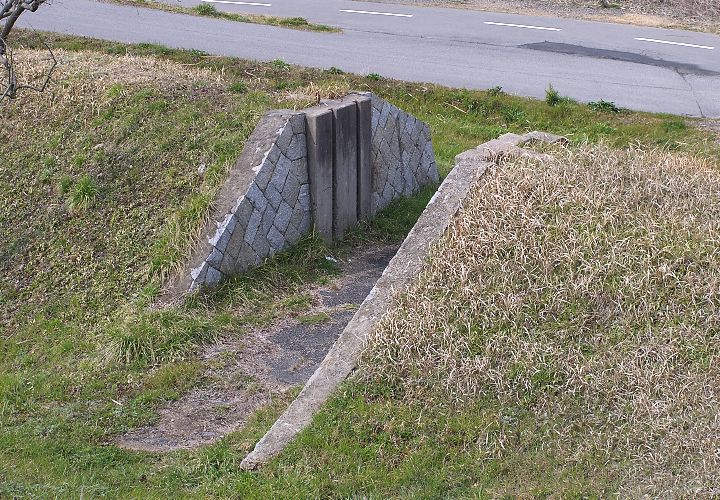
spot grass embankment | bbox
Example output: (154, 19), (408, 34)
(107, 0), (339, 32)
(1, 31), (719, 497)
(360, 146), (720, 497)
(549, 0), (719, 24)
(372, 0), (720, 34)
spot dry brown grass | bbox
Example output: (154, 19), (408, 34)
(374, 0), (720, 32)
(10, 48), (223, 97)
(613, 0), (718, 22)
(362, 144), (720, 496)
(280, 81), (353, 109)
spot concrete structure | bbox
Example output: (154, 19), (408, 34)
(239, 131), (567, 469)
(161, 93), (438, 300)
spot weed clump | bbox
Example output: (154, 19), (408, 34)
(588, 99), (622, 113)
(68, 175), (99, 211)
(229, 81), (248, 94)
(194, 3), (219, 17)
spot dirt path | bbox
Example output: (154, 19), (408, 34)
(116, 244), (398, 452)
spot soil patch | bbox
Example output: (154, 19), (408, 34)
(116, 244), (398, 452)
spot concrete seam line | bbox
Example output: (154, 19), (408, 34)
(239, 131), (564, 469)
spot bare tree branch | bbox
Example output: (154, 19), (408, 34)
(1, 0), (51, 102)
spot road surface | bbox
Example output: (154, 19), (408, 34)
(19, 0), (720, 117)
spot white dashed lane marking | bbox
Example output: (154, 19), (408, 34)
(339, 9), (413, 18)
(200, 0), (271, 6)
(635, 38), (715, 50)
(484, 21), (561, 31)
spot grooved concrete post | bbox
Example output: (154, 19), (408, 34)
(305, 108), (334, 243)
(331, 101), (358, 240)
(355, 96), (372, 221)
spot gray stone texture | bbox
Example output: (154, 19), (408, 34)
(183, 110), (312, 293)
(364, 92), (439, 214)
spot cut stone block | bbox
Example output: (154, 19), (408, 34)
(304, 107), (334, 243)
(355, 96), (372, 221)
(331, 100), (358, 241)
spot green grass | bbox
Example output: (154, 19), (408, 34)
(298, 312), (331, 325)
(104, 0), (340, 33)
(2, 31), (719, 498)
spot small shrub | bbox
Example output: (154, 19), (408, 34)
(501, 105), (526, 124)
(487, 86), (504, 97)
(69, 175), (99, 211)
(272, 59), (290, 70)
(325, 66), (345, 75)
(588, 99), (621, 113)
(229, 81), (248, 94)
(545, 84), (562, 106)
(546, 84), (575, 107)
(367, 73), (382, 81)
(194, 3), (220, 17)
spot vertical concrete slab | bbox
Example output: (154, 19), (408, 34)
(355, 96), (372, 220)
(305, 107), (334, 243)
(332, 101), (358, 240)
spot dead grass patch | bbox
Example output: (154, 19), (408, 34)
(362, 145), (720, 496)
(11, 48), (223, 96)
(370, 0), (720, 33)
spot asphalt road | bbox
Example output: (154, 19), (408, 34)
(19, 0), (720, 117)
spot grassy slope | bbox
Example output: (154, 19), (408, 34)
(1, 32), (719, 498)
(360, 146), (720, 497)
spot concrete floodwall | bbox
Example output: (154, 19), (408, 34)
(162, 93), (438, 299)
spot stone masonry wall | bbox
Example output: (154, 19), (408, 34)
(190, 112), (311, 291)
(367, 93), (439, 213)
(162, 94), (438, 299)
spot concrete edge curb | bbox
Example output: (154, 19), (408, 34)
(239, 131), (566, 469)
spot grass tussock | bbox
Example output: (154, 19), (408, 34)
(362, 145), (720, 496)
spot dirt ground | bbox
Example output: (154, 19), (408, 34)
(354, 0), (720, 34)
(116, 244), (398, 452)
